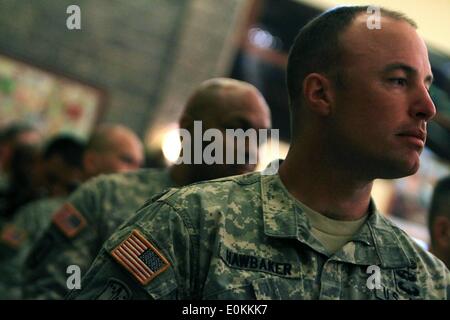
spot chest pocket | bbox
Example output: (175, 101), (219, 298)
(204, 245), (305, 299)
(251, 277), (305, 299)
(204, 277), (305, 300)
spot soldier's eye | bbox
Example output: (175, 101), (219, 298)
(119, 155), (134, 165)
(389, 78), (407, 87)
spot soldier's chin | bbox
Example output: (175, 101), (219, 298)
(378, 159), (420, 179)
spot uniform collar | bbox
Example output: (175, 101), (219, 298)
(363, 208), (413, 268)
(333, 204), (412, 268)
(260, 173), (412, 268)
(261, 173), (299, 239)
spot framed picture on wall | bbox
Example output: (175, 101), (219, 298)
(0, 53), (105, 140)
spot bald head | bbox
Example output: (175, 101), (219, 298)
(181, 78), (271, 130)
(83, 124), (144, 177)
(175, 78), (272, 182)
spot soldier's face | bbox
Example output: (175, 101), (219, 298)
(15, 130), (42, 147)
(327, 16), (435, 179)
(96, 144), (143, 174)
(90, 135), (144, 175)
(45, 155), (83, 196)
(201, 88), (271, 180)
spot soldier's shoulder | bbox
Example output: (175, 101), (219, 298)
(133, 171), (263, 230)
(85, 168), (163, 188)
(157, 171), (262, 206)
(69, 169), (165, 205)
(14, 197), (64, 223)
(29, 197), (65, 212)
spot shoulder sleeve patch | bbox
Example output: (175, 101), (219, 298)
(110, 229), (170, 286)
(0, 224), (27, 248)
(52, 203), (87, 238)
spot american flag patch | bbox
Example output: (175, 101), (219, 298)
(111, 229), (170, 285)
(52, 203), (87, 238)
(0, 224), (26, 248)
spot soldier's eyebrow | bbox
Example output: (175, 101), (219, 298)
(383, 62), (434, 87)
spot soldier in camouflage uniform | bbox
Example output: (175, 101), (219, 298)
(23, 169), (173, 299)
(1, 127), (143, 299)
(68, 169), (449, 300)
(0, 197), (64, 299)
(23, 78), (271, 299)
(68, 6), (449, 300)
(0, 135), (85, 299)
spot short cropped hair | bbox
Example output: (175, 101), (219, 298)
(0, 122), (38, 144)
(286, 5), (417, 132)
(43, 135), (85, 168)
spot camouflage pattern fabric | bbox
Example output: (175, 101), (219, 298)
(68, 170), (449, 300)
(23, 168), (173, 299)
(0, 197), (64, 299)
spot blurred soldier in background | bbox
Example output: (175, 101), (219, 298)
(0, 122), (42, 180)
(0, 124), (144, 299)
(81, 124), (144, 177)
(1, 145), (44, 220)
(41, 136), (86, 198)
(22, 78), (271, 299)
(428, 176), (450, 268)
(0, 123), (42, 219)
(0, 135), (85, 299)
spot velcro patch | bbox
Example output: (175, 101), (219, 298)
(0, 224), (27, 248)
(110, 229), (170, 286)
(52, 203), (87, 238)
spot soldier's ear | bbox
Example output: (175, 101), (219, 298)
(302, 73), (334, 117)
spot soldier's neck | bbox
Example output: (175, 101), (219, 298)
(169, 163), (198, 187)
(279, 147), (373, 221)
